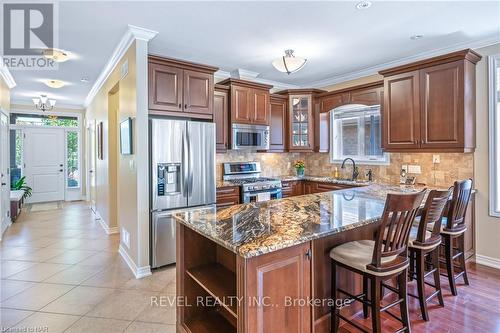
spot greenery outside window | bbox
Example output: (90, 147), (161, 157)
(10, 113), (78, 127)
(67, 131), (79, 188)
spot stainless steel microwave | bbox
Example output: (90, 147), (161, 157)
(231, 123), (269, 150)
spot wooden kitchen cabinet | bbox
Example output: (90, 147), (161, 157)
(268, 94), (288, 152)
(281, 180), (303, 197)
(246, 242), (312, 333)
(289, 95), (314, 151)
(216, 186), (240, 209)
(382, 71), (421, 150)
(148, 55), (217, 119)
(219, 78), (272, 126)
(214, 85), (229, 153)
(379, 49), (481, 153)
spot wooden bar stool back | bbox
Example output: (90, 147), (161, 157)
(441, 179), (473, 296)
(330, 190), (426, 333)
(408, 189), (450, 321)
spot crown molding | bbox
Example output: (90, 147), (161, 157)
(0, 58), (16, 88)
(306, 34), (500, 88)
(84, 25), (158, 107)
(215, 68), (299, 91)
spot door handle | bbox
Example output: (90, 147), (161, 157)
(59, 164), (63, 167)
(1, 183), (6, 186)
(89, 170), (94, 173)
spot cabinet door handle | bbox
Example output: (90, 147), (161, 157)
(305, 249), (312, 261)
(184, 104), (188, 109)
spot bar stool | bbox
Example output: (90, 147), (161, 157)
(440, 179), (473, 296)
(330, 190), (426, 333)
(407, 189), (450, 321)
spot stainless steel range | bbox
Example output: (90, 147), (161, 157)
(223, 162), (282, 203)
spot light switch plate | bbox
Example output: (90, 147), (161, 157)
(121, 227), (130, 249)
(408, 165), (421, 174)
(433, 155), (440, 164)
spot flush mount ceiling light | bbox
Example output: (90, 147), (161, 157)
(410, 35), (424, 40)
(43, 79), (66, 88)
(42, 48), (69, 62)
(355, 1), (372, 10)
(272, 49), (307, 75)
(32, 94), (56, 112)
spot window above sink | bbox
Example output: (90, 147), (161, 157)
(330, 104), (389, 165)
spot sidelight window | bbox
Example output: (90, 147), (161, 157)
(66, 131), (80, 188)
(330, 104), (388, 165)
(489, 54), (500, 216)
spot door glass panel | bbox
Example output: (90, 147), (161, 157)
(291, 96), (310, 147)
(67, 131), (79, 188)
(9, 129), (23, 185)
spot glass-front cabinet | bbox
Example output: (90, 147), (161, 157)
(289, 94), (314, 151)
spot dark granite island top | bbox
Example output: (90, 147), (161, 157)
(173, 184), (429, 258)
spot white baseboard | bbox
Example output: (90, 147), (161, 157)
(119, 244), (152, 279)
(475, 254), (500, 270)
(95, 211), (119, 234)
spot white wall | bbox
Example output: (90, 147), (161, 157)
(474, 43), (500, 268)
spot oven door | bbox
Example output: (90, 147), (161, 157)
(243, 188), (282, 203)
(232, 124), (269, 150)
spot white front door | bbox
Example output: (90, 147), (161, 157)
(24, 128), (65, 203)
(0, 112), (10, 233)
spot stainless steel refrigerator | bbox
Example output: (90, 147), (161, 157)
(150, 118), (216, 268)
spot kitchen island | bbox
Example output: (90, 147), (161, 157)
(172, 184), (468, 333)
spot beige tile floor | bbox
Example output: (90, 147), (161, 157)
(1, 201), (176, 333)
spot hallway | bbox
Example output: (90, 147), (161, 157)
(0, 201), (176, 332)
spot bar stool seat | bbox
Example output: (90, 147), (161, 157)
(415, 217), (467, 235)
(408, 227), (435, 250)
(329, 240), (405, 276)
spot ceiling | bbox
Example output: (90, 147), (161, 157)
(7, 1), (500, 108)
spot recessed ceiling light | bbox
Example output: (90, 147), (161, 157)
(42, 79), (66, 88)
(42, 48), (69, 62)
(356, 1), (372, 10)
(80, 77), (90, 83)
(410, 35), (424, 40)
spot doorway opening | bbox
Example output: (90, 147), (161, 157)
(9, 111), (83, 203)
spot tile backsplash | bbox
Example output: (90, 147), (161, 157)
(216, 151), (473, 187)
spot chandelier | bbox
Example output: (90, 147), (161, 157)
(272, 49), (307, 75)
(32, 95), (56, 112)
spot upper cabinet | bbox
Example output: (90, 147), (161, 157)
(218, 78), (272, 126)
(148, 55), (218, 119)
(276, 89), (325, 152)
(379, 49), (481, 153)
(269, 94), (288, 152)
(214, 85), (229, 153)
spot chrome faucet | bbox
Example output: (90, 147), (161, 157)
(341, 158), (359, 181)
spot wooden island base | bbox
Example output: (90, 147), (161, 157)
(176, 221), (383, 333)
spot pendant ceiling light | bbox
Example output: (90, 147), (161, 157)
(272, 49), (307, 75)
(32, 94), (56, 112)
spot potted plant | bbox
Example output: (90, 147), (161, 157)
(12, 176), (32, 201)
(293, 160), (305, 177)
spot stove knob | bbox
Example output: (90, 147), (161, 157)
(248, 186), (253, 191)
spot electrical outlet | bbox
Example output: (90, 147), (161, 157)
(408, 165), (421, 174)
(432, 155), (440, 164)
(121, 227), (130, 249)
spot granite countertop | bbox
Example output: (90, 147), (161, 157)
(216, 180), (239, 188)
(174, 184), (434, 258)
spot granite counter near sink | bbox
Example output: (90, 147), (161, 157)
(174, 183), (431, 258)
(278, 175), (371, 186)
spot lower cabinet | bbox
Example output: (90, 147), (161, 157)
(245, 242), (312, 333)
(282, 180), (304, 198)
(216, 186), (240, 209)
(303, 181), (356, 195)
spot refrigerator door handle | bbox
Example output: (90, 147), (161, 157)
(182, 126), (189, 198)
(188, 130), (194, 195)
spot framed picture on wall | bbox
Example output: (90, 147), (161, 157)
(97, 121), (103, 160)
(120, 117), (133, 155)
